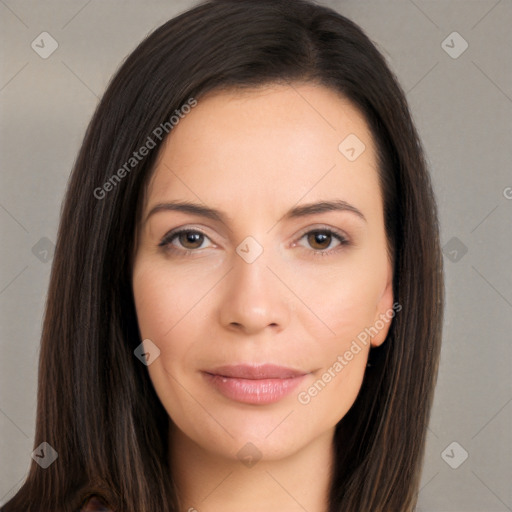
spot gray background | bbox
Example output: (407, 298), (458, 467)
(1, 0), (511, 510)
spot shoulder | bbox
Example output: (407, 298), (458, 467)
(80, 495), (113, 512)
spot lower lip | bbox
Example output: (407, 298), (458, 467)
(202, 372), (307, 405)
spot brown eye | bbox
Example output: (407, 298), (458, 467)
(297, 228), (349, 256)
(178, 231), (205, 249)
(159, 229), (211, 253)
(307, 231), (333, 250)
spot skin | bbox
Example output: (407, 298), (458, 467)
(132, 83), (394, 512)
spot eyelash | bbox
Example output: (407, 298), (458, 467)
(158, 226), (350, 258)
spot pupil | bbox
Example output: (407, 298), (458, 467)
(181, 232), (202, 248)
(309, 232), (330, 249)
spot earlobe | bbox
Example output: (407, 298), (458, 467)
(371, 270), (394, 348)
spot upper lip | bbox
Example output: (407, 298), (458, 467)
(204, 364), (308, 379)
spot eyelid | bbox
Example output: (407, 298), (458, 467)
(292, 224), (350, 244)
(290, 225), (351, 258)
(158, 226), (216, 249)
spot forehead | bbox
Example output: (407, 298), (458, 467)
(143, 83), (381, 220)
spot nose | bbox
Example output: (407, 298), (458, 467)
(218, 246), (291, 336)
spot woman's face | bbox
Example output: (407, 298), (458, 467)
(132, 83), (393, 462)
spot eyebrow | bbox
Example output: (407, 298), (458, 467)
(144, 199), (367, 226)
(282, 200), (366, 223)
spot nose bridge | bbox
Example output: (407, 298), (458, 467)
(218, 236), (290, 334)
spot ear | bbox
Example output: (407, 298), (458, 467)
(370, 262), (394, 348)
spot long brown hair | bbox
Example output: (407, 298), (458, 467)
(2, 0), (443, 510)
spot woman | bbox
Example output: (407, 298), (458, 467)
(2, 0), (444, 510)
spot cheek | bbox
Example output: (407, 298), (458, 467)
(132, 261), (213, 407)
(132, 269), (197, 425)
(292, 258), (384, 340)
(132, 264), (190, 402)
(296, 300), (373, 429)
(132, 260), (215, 342)
(292, 258), (385, 414)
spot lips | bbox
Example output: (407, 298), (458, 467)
(202, 364), (309, 405)
(205, 364), (307, 380)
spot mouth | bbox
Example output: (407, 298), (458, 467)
(202, 364), (309, 405)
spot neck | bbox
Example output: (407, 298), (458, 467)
(169, 424), (334, 512)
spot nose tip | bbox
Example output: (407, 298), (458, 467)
(218, 248), (290, 335)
